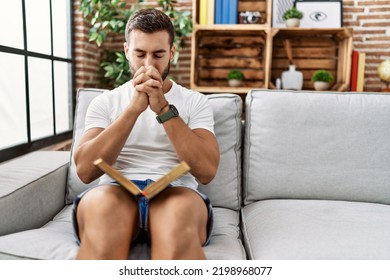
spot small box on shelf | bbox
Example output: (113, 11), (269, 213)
(237, 0), (270, 26)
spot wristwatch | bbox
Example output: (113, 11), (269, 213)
(156, 104), (179, 123)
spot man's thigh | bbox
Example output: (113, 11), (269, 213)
(74, 184), (140, 242)
(148, 187), (211, 245)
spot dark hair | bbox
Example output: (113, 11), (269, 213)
(125, 9), (175, 47)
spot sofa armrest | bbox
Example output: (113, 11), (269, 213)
(0, 151), (70, 236)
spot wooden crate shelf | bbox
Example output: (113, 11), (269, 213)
(191, 28), (271, 93)
(190, 0), (353, 94)
(270, 28), (353, 91)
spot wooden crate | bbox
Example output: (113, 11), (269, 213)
(270, 28), (353, 91)
(191, 29), (271, 93)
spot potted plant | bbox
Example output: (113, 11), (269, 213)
(80, 0), (193, 87)
(227, 69), (245, 87)
(283, 7), (304, 28)
(311, 70), (334, 90)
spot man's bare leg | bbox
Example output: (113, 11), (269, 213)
(149, 187), (209, 260)
(75, 185), (140, 259)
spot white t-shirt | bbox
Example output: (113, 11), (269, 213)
(84, 80), (215, 190)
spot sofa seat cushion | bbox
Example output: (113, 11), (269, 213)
(0, 151), (70, 236)
(127, 208), (246, 260)
(204, 208), (246, 259)
(241, 199), (390, 259)
(129, 208), (246, 260)
(0, 206), (245, 260)
(0, 205), (77, 260)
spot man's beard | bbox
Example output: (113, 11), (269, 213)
(130, 61), (170, 82)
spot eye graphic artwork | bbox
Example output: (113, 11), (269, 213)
(310, 11), (327, 22)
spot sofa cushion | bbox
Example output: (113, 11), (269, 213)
(0, 205), (79, 260)
(241, 199), (390, 259)
(244, 90), (390, 205)
(0, 205), (245, 260)
(66, 88), (105, 204)
(67, 89), (243, 210)
(204, 208), (246, 259)
(108, 209), (245, 259)
(0, 151), (69, 236)
(198, 94), (243, 210)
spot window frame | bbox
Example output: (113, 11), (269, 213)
(0, 0), (75, 162)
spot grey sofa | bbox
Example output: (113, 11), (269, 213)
(1, 89), (390, 260)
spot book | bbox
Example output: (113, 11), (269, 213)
(93, 158), (190, 200)
(215, 0), (223, 24)
(221, 0), (229, 24)
(350, 50), (359, 91)
(199, 0), (208, 25)
(229, 0), (238, 24)
(208, 0), (215, 25)
(356, 52), (366, 92)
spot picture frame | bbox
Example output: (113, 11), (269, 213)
(272, 0), (295, 28)
(295, 0), (343, 28)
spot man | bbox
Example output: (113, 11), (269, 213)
(73, 9), (220, 260)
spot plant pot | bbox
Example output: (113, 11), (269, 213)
(285, 18), (300, 28)
(313, 81), (330, 91)
(228, 79), (243, 87)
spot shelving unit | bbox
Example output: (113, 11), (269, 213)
(190, 0), (353, 94)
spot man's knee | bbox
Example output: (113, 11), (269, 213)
(79, 185), (136, 215)
(76, 185), (140, 235)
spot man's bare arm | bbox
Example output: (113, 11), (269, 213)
(162, 117), (220, 185)
(74, 103), (143, 184)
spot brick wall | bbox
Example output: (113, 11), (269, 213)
(74, 0), (390, 92)
(343, 0), (390, 92)
(73, 0), (102, 89)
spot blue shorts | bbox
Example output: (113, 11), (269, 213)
(72, 180), (214, 246)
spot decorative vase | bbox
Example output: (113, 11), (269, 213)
(313, 81), (330, 91)
(281, 64), (303, 90)
(285, 18), (300, 28)
(228, 79), (243, 87)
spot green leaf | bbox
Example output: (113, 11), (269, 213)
(173, 52), (179, 64)
(99, 31), (106, 41)
(93, 22), (101, 29)
(103, 65), (114, 77)
(89, 32), (98, 42)
(109, 19), (117, 29)
(116, 69), (123, 82)
(96, 34), (103, 46)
